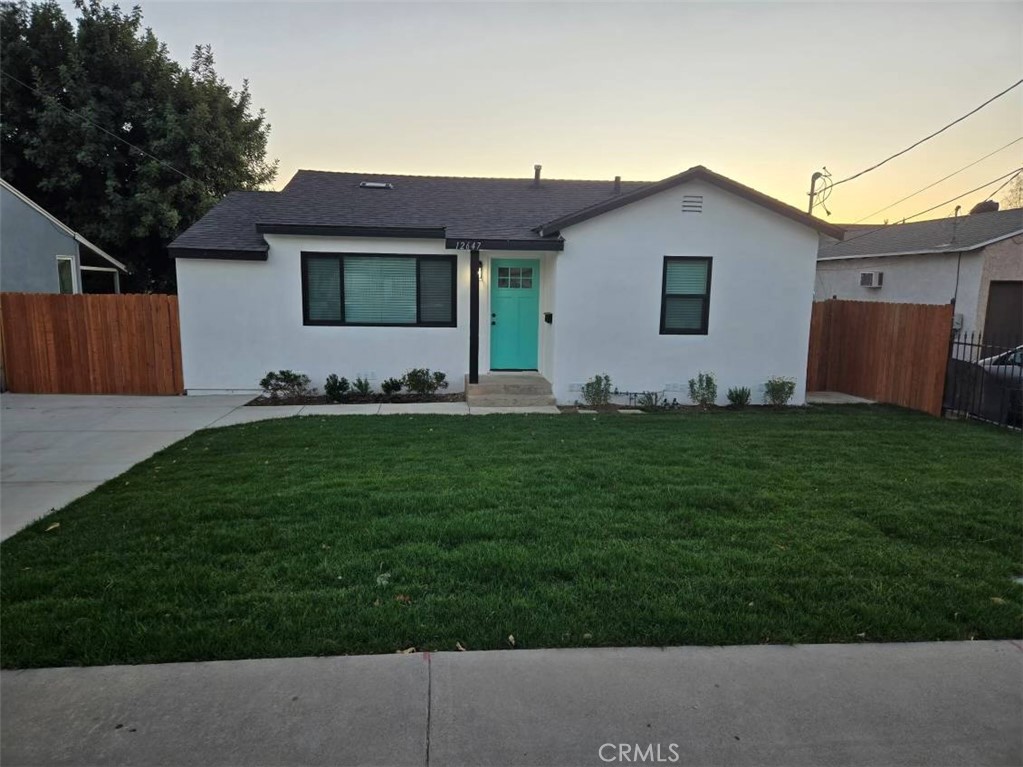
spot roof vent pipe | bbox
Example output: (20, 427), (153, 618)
(534, 164), (542, 187)
(614, 175), (621, 194)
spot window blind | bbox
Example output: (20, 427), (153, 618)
(344, 256), (417, 324)
(661, 257), (711, 334)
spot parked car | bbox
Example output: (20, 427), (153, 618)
(977, 345), (1022, 426)
(945, 344), (1023, 428)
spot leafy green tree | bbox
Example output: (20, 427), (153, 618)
(1, 0), (277, 291)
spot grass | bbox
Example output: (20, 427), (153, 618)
(2, 406), (1020, 668)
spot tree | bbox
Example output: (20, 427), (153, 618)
(1000, 174), (1023, 210)
(0, 0), (277, 291)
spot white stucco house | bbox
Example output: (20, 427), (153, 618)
(816, 207), (1022, 343)
(169, 165), (844, 405)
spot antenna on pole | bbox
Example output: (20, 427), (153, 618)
(807, 168), (832, 216)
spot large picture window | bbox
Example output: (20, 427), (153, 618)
(660, 256), (712, 335)
(301, 253), (456, 327)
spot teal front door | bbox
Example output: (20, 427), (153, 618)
(490, 259), (540, 370)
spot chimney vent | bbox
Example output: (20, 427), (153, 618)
(614, 176), (621, 194)
(533, 164), (542, 187)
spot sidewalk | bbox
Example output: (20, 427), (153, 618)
(3, 641), (1020, 767)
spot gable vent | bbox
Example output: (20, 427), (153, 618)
(359, 181), (394, 190)
(682, 195), (703, 213)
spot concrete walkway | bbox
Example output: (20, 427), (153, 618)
(1, 641), (1019, 766)
(0, 394), (561, 539)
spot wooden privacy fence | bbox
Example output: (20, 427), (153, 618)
(807, 300), (953, 416)
(0, 293), (184, 395)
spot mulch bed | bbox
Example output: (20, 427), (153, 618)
(248, 392), (465, 407)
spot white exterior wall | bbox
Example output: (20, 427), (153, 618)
(815, 251), (985, 333)
(176, 236), (470, 393)
(550, 180), (821, 405)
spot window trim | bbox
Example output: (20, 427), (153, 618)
(301, 251), (457, 328)
(56, 255), (78, 295)
(659, 256), (712, 335)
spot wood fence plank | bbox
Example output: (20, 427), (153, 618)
(806, 299), (952, 416)
(0, 293), (183, 395)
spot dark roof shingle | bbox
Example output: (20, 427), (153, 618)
(818, 208), (1023, 259)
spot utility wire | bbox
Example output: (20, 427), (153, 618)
(987, 168), (1022, 200)
(830, 79), (1023, 189)
(830, 168), (1023, 249)
(853, 136), (1023, 223)
(1, 70), (206, 188)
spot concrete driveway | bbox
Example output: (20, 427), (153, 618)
(0, 393), (253, 540)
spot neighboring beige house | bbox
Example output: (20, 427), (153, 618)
(816, 207), (1023, 343)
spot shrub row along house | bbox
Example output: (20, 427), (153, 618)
(169, 165), (844, 405)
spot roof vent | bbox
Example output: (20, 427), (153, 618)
(533, 164), (542, 187)
(614, 176), (621, 194)
(682, 195), (703, 213)
(359, 181), (394, 190)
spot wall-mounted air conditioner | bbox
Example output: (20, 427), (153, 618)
(859, 271), (884, 289)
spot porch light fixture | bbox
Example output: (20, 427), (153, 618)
(475, 261), (483, 281)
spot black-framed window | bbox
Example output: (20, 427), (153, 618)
(660, 256), (712, 335)
(301, 252), (456, 327)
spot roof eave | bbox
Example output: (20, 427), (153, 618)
(818, 228), (1023, 260)
(169, 247), (269, 261)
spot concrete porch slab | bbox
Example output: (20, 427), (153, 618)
(806, 391), (875, 405)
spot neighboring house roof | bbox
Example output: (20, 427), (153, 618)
(818, 208), (1023, 260)
(169, 165), (844, 257)
(0, 179), (128, 272)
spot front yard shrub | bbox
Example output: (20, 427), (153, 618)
(259, 370), (312, 400)
(727, 386), (752, 408)
(353, 377), (373, 396)
(324, 374), (350, 403)
(402, 368), (449, 396)
(381, 377), (403, 397)
(764, 376), (797, 406)
(688, 372), (718, 407)
(581, 374), (613, 407)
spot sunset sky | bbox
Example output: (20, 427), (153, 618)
(70, 1), (1023, 223)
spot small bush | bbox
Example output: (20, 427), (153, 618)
(259, 370), (312, 400)
(402, 368), (447, 396)
(764, 376), (796, 406)
(636, 391), (662, 408)
(324, 374), (350, 403)
(581, 374), (613, 407)
(688, 372), (718, 407)
(353, 377), (372, 396)
(726, 386), (751, 408)
(381, 377), (403, 397)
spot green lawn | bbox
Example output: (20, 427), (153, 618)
(2, 406), (1020, 668)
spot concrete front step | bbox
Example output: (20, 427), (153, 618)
(466, 394), (557, 407)
(465, 374), (553, 398)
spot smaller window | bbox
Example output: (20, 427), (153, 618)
(660, 257), (711, 335)
(56, 256), (76, 294)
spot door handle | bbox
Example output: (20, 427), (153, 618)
(491, 321), (496, 326)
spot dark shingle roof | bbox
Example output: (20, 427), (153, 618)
(266, 170), (650, 240)
(170, 166), (846, 255)
(169, 191), (278, 254)
(818, 208), (1023, 259)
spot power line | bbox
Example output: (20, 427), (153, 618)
(853, 136), (1023, 223)
(830, 79), (1023, 189)
(832, 168), (1022, 249)
(988, 168), (1022, 200)
(1, 70), (206, 188)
